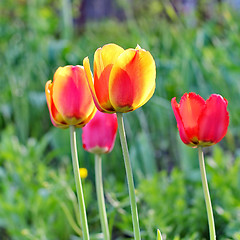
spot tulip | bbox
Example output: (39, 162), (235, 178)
(82, 110), (118, 240)
(45, 65), (97, 240)
(82, 110), (118, 154)
(171, 92), (229, 147)
(83, 43), (156, 240)
(83, 43), (156, 113)
(45, 65), (96, 128)
(171, 92), (230, 240)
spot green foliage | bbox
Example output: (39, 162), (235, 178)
(135, 145), (240, 240)
(0, 126), (93, 240)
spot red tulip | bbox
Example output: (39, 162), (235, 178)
(45, 65), (97, 128)
(171, 92), (229, 147)
(82, 111), (118, 154)
(83, 43), (156, 113)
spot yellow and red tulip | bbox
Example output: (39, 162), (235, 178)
(83, 43), (156, 113)
(82, 110), (118, 154)
(171, 92), (229, 147)
(45, 65), (97, 128)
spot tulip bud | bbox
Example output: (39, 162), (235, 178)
(82, 111), (118, 154)
(45, 65), (96, 128)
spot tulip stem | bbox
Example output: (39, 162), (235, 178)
(95, 154), (110, 240)
(198, 147), (216, 240)
(70, 126), (90, 240)
(117, 113), (141, 240)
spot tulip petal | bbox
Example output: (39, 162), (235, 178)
(94, 64), (115, 111)
(75, 107), (97, 128)
(109, 48), (156, 112)
(171, 97), (192, 145)
(83, 57), (115, 113)
(179, 93), (205, 142)
(52, 65), (96, 125)
(94, 43), (124, 80)
(198, 94), (229, 144)
(45, 80), (68, 129)
(94, 44), (124, 111)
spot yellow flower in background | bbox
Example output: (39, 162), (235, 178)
(79, 168), (88, 179)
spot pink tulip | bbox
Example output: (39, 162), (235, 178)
(82, 111), (118, 154)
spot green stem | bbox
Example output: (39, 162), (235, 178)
(70, 126), (90, 240)
(95, 154), (110, 240)
(198, 147), (216, 240)
(116, 113), (141, 240)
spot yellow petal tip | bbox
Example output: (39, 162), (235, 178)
(83, 56), (89, 64)
(135, 44), (142, 50)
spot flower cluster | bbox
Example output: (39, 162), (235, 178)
(45, 43), (230, 240)
(46, 43), (156, 129)
(45, 43), (157, 240)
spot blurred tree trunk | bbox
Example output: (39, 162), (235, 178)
(170, 0), (197, 14)
(77, 0), (124, 26)
(76, 0), (240, 29)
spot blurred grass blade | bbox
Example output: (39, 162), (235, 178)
(157, 229), (162, 240)
(62, 0), (73, 39)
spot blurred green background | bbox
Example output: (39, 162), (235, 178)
(1, 0), (240, 239)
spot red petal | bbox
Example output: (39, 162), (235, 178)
(93, 44), (124, 112)
(83, 57), (115, 113)
(179, 93), (205, 142)
(94, 64), (115, 110)
(198, 94), (229, 144)
(171, 97), (191, 145)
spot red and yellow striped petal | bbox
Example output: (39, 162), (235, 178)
(198, 94), (229, 144)
(83, 57), (114, 113)
(93, 44), (124, 111)
(109, 47), (156, 112)
(45, 80), (68, 129)
(94, 43), (124, 80)
(178, 93), (205, 142)
(52, 65), (96, 125)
